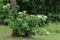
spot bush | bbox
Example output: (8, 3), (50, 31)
(0, 3), (11, 24)
(8, 11), (47, 37)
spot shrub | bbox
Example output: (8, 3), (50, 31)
(0, 3), (11, 24)
(8, 11), (47, 37)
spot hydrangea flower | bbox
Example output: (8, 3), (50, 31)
(7, 3), (11, 6)
(23, 11), (27, 13)
(43, 16), (48, 18)
(37, 15), (42, 18)
(2, 5), (7, 9)
(18, 12), (23, 14)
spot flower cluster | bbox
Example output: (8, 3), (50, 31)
(18, 11), (27, 14)
(2, 3), (11, 9)
(37, 15), (48, 21)
(37, 15), (42, 18)
(37, 15), (48, 19)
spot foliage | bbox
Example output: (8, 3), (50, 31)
(0, 24), (60, 40)
(0, 1), (11, 24)
(0, 0), (60, 37)
(47, 14), (60, 22)
(17, 0), (60, 22)
(8, 11), (47, 37)
(2, 0), (60, 22)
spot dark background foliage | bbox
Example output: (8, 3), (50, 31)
(1, 0), (60, 22)
(17, 0), (60, 22)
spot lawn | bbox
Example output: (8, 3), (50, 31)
(0, 23), (60, 40)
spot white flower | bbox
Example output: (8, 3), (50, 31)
(37, 15), (42, 18)
(2, 5), (7, 8)
(23, 11), (27, 13)
(7, 3), (11, 6)
(44, 16), (48, 18)
(18, 12), (23, 14)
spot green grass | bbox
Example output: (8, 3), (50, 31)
(0, 23), (60, 40)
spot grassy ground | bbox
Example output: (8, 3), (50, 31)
(0, 23), (60, 40)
